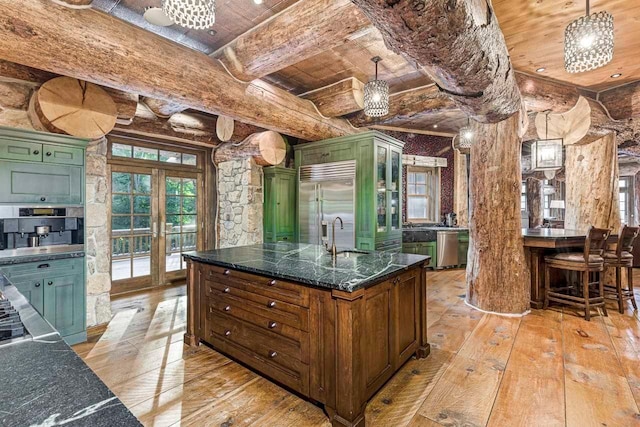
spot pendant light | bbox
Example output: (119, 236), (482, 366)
(531, 113), (564, 172)
(162, 0), (215, 30)
(458, 118), (473, 149)
(364, 57), (389, 118)
(564, 0), (614, 73)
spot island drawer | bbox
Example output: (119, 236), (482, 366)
(205, 280), (310, 331)
(203, 265), (309, 307)
(207, 293), (308, 342)
(208, 332), (309, 395)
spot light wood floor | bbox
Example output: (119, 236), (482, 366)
(73, 269), (640, 427)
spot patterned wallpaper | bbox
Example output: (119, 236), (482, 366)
(381, 131), (455, 222)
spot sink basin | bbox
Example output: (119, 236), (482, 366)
(337, 250), (370, 258)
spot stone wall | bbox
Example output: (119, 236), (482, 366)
(217, 159), (264, 248)
(0, 106), (112, 327)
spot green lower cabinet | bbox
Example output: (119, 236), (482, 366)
(402, 241), (437, 268)
(458, 231), (469, 267)
(2, 257), (86, 345)
(264, 167), (297, 243)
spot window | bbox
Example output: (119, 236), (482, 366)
(407, 167), (439, 222)
(521, 182), (527, 212)
(619, 177), (634, 225)
(111, 142), (199, 167)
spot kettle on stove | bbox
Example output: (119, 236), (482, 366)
(444, 213), (457, 227)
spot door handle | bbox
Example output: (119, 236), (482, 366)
(152, 222), (157, 238)
(160, 222), (166, 237)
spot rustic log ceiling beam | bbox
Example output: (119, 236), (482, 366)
(300, 78), (365, 118)
(597, 81), (640, 121)
(213, 0), (371, 82)
(0, 1), (355, 141)
(140, 97), (187, 119)
(349, 0), (521, 123)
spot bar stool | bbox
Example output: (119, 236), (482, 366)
(604, 225), (640, 313)
(544, 226), (610, 321)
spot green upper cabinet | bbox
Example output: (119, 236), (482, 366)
(264, 167), (297, 243)
(0, 126), (88, 206)
(294, 131), (404, 252)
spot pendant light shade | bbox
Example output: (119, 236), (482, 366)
(364, 57), (389, 118)
(457, 118), (473, 149)
(162, 0), (215, 30)
(564, 0), (614, 73)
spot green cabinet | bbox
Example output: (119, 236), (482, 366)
(458, 230), (469, 267)
(295, 131), (404, 252)
(402, 241), (436, 268)
(0, 126), (88, 206)
(1, 257), (86, 344)
(264, 167), (297, 243)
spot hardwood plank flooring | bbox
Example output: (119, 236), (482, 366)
(73, 270), (640, 427)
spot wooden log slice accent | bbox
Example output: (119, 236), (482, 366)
(300, 77), (365, 117)
(350, 0), (521, 123)
(28, 77), (117, 139)
(534, 96), (591, 146)
(214, 131), (287, 166)
(141, 96), (186, 118)
(525, 178), (543, 228)
(216, 115), (235, 142)
(466, 113), (530, 314)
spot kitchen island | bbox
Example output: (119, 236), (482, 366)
(183, 243), (431, 427)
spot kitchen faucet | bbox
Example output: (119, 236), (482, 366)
(326, 216), (343, 259)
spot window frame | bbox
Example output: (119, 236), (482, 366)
(406, 166), (440, 223)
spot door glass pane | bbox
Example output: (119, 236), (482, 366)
(377, 146), (387, 232)
(391, 151), (400, 230)
(182, 154), (197, 166)
(165, 176), (199, 274)
(112, 144), (132, 158)
(111, 172), (152, 283)
(134, 146), (159, 161)
(166, 196), (181, 214)
(182, 197), (196, 214)
(160, 150), (181, 163)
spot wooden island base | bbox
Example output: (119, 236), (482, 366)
(184, 261), (430, 427)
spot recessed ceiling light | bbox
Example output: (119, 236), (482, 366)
(207, 29), (217, 36)
(611, 73), (623, 78)
(433, 124), (438, 129)
(535, 67), (546, 73)
(143, 7), (174, 27)
(254, 0), (264, 4)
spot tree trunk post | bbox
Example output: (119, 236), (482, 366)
(526, 178), (544, 228)
(466, 113), (530, 314)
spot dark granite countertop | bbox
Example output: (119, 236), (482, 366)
(521, 228), (587, 239)
(403, 227), (468, 243)
(0, 275), (141, 427)
(0, 244), (85, 266)
(183, 243), (430, 292)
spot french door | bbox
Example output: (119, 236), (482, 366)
(111, 165), (203, 291)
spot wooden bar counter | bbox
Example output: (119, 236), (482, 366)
(183, 243), (431, 427)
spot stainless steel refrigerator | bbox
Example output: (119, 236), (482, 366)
(298, 161), (356, 250)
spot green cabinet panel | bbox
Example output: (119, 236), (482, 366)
(0, 139), (43, 162)
(458, 231), (469, 267)
(264, 167), (297, 243)
(0, 160), (83, 205)
(294, 131), (404, 253)
(402, 241), (436, 267)
(42, 144), (84, 166)
(0, 257), (86, 342)
(44, 272), (85, 338)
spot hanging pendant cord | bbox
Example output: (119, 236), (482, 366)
(586, 0), (590, 16)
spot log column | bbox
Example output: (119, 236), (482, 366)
(466, 114), (530, 314)
(453, 148), (469, 227)
(526, 178), (544, 228)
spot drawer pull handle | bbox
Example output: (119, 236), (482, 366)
(40, 197), (46, 202)
(267, 301), (276, 308)
(224, 330), (231, 337)
(268, 321), (277, 329)
(46, 152), (52, 157)
(34, 150), (40, 155)
(224, 305), (231, 312)
(223, 270), (230, 276)
(223, 287), (230, 293)
(269, 351), (277, 358)
(47, 281), (53, 286)
(269, 280), (276, 286)
(38, 264), (50, 269)
(35, 282), (41, 288)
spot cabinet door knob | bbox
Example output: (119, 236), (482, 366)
(269, 351), (277, 358)
(40, 197), (46, 202)
(33, 150), (39, 155)
(35, 282), (41, 288)
(269, 280), (277, 286)
(223, 287), (230, 293)
(46, 152), (52, 157)
(223, 270), (230, 276)
(268, 321), (277, 329)
(224, 305), (231, 312)
(224, 330), (231, 337)
(267, 301), (276, 308)
(47, 281), (53, 286)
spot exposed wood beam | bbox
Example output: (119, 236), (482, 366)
(597, 81), (640, 121)
(300, 77), (365, 117)
(369, 125), (456, 138)
(214, 0), (370, 81)
(350, 0), (521, 123)
(0, 1), (355, 141)
(515, 72), (580, 114)
(140, 97), (186, 118)
(0, 59), (55, 85)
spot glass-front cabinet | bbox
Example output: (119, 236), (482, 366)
(374, 142), (402, 248)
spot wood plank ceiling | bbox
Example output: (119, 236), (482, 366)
(88, 0), (640, 135)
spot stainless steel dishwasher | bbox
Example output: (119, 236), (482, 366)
(437, 230), (459, 268)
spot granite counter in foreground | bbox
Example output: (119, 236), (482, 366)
(183, 242), (430, 292)
(0, 275), (141, 427)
